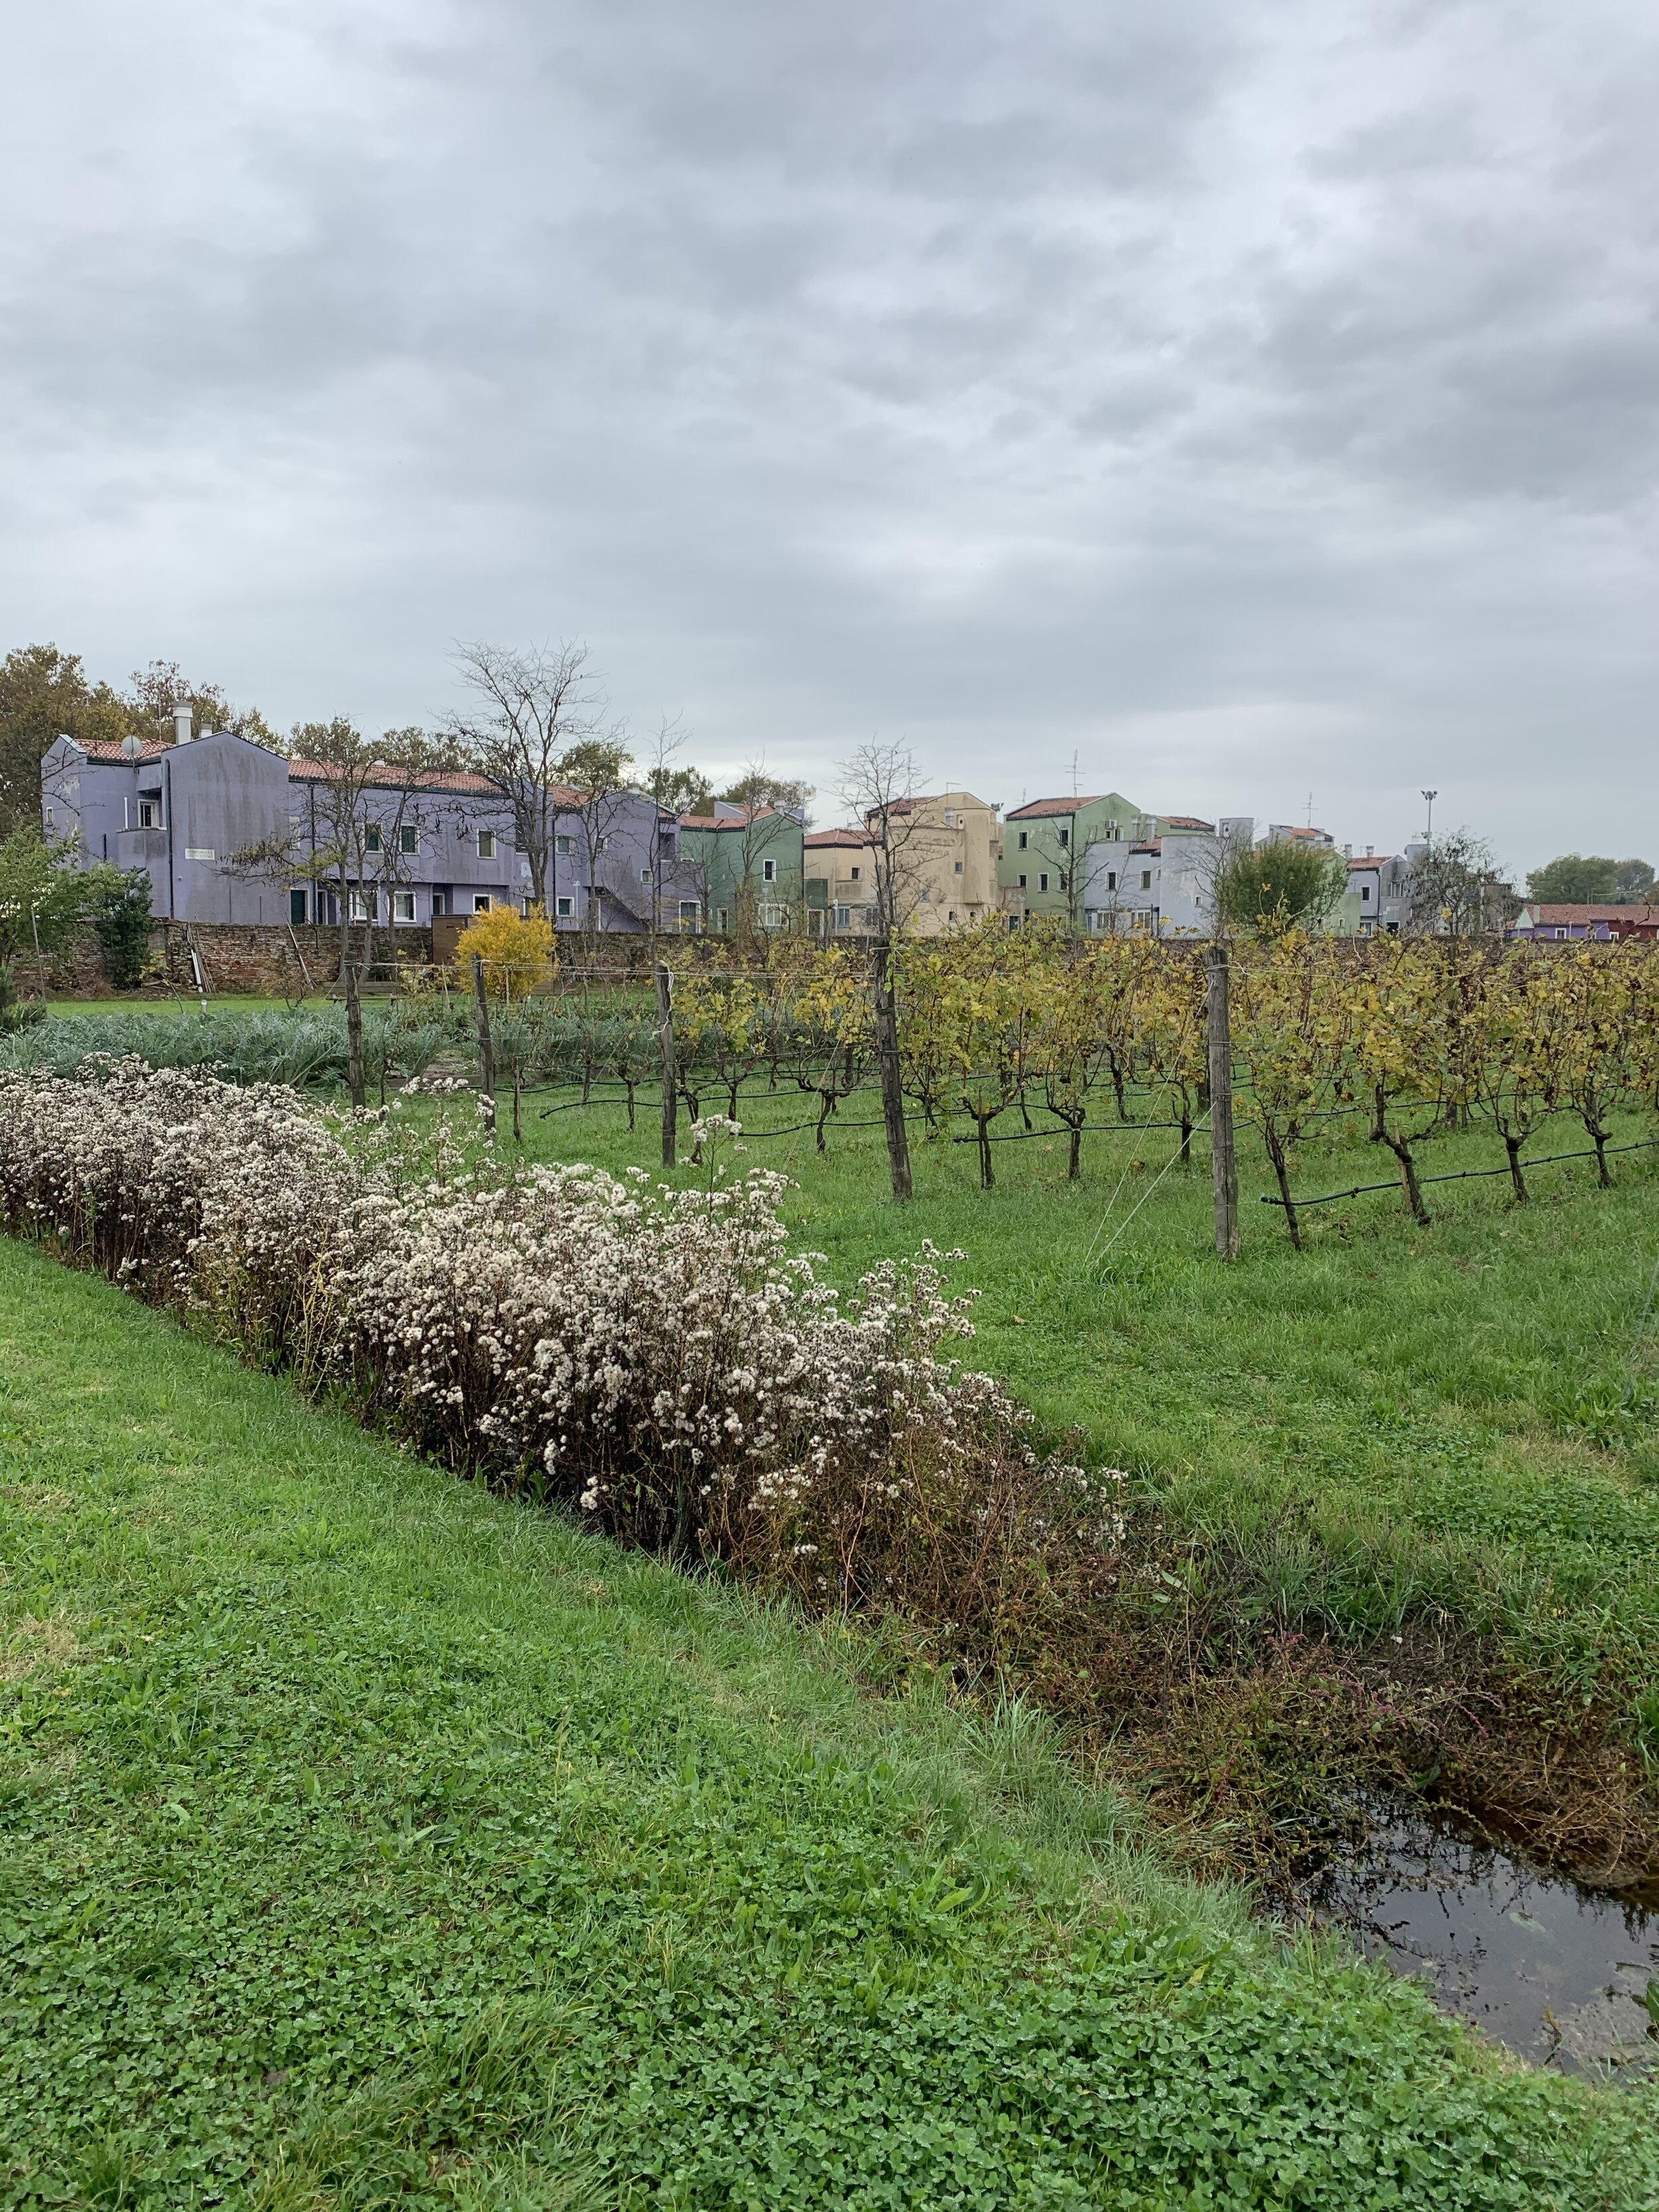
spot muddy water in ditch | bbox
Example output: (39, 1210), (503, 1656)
(1307, 1810), (1659, 2073)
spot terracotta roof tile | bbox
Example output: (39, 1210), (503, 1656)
(1004, 795), (1108, 818)
(71, 737), (169, 763)
(1522, 903), (1659, 924)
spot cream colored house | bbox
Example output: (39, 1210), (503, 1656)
(804, 791), (1001, 936)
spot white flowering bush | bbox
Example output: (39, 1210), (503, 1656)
(0, 1063), (1117, 1642)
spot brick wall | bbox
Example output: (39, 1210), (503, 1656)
(19, 922), (435, 1000)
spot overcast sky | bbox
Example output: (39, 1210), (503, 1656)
(3, 1), (1656, 867)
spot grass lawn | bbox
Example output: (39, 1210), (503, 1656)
(5, 1235), (1659, 2208)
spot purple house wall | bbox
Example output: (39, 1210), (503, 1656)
(42, 733), (697, 935)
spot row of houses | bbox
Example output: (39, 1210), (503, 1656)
(46, 724), (1636, 945)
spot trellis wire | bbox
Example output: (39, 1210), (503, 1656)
(1259, 1135), (1659, 1212)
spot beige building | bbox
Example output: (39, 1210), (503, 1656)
(804, 791), (1001, 936)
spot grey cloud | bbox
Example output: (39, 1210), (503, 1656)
(1, 0), (1656, 869)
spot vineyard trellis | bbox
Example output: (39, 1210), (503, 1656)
(6, 923), (1658, 1251)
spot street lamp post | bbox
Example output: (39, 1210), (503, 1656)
(1421, 789), (1437, 853)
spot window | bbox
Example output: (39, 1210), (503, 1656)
(596, 836), (609, 853)
(290, 889), (307, 924)
(556, 834), (575, 855)
(849, 865), (861, 881)
(350, 891), (377, 922)
(1554, 927), (1567, 940)
(762, 858), (776, 883)
(1058, 827), (1069, 848)
(1141, 871), (1152, 891)
(759, 903), (785, 928)
(1017, 873), (1027, 889)
(717, 909), (729, 933)
(1058, 873), (1068, 892)
(1018, 830), (1029, 849)
(834, 905), (851, 928)
(137, 798), (159, 830)
(678, 899), (700, 923)
(1039, 873), (1049, 892)
(42, 807), (54, 829)
(473, 893), (492, 914)
(431, 891), (447, 917)
(1105, 821), (1119, 840)
(556, 896), (573, 918)
(392, 890), (416, 924)
(364, 825), (382, 853)
(1106, 870), (1117, 891)
(953, 859), (962, 874)
(477, 830), (496, 859)
(948, 909), (956, 923)
(399, 824), (418, 855)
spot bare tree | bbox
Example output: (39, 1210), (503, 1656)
(642, 714), (709, 937)
(836, 740), (929, 937)
(1407, 831), (1517, 940)
(269, 721), (459, 980)
(557, 733), (637, 936)
(446, 642), (603, 914)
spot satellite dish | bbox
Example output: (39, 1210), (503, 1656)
(120, 735), (144, 761)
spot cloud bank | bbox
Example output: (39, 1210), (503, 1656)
(3, 0), (1656, 865)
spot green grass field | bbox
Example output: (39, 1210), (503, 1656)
(503, 1080), (1659, 1735)
(6, 1235), (1659, 2208)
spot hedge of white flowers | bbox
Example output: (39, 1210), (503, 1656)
(0, 1060), (1116, 1627)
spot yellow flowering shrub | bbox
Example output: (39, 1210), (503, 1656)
(451, 905), (555, 998)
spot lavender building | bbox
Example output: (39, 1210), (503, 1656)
(42, 725), (697, 935)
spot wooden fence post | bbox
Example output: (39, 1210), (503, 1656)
(1206, 942), (1238, 1260)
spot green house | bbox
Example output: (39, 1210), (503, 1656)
(999, 793), (1212, 928)
(676, 805), (805, 934)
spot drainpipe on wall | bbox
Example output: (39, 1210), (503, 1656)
(163, 754), (177, 922)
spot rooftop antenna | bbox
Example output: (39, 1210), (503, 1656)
(1305, 790), (1314, 828)
(1421, 788), (1437, 852)
(1071, 749), (1080, 799)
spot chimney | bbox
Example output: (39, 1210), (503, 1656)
(173, 704), (193, 745)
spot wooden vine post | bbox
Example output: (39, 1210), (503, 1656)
(872, 937), (913, 1203)
(471, 953), (497, 1136)
(344, 959), (366, 1110)
(655, 962), (678, 1168)
(1205, 942), (1239, 1260)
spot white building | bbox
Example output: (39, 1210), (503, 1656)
(1346, 848), (1419, 935)
(1081, 818), (1246, 936)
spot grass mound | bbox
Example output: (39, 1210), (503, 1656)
(3, 1240), (1658, 2208)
